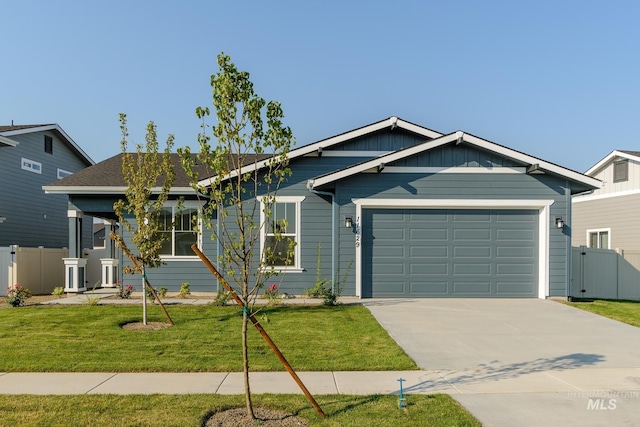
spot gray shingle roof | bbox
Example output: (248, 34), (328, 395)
(0, 124), (54, 132)
(46, 153), (272, 188)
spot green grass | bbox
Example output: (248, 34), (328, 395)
(566, 299), (640, 327)
(0, 305), (417, 372)
(0, 394), (481, 426)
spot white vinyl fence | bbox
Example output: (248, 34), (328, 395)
(572, 246), (640, 301)
(0, 247), (11, 296)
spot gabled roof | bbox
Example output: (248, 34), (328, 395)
(585, 150), (640, 176)
(308, 130), (601, 194)
(197, 116), (442, 186)
(43, 153), (270, 195)
(0, 124), (94, 166)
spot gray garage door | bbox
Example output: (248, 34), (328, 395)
(361, 208), (538, 298)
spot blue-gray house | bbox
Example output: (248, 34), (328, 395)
(44, 117), (600, 298)
(0, 124), (94, 248)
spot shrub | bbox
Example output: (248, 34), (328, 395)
(51, 287), (65, 298)
(116, 284), (134, 299)
(7, 285), (31, 307)
(178, 282), (190, 298)
(212, 289), (232, 306)
(159, 287), (168, 298)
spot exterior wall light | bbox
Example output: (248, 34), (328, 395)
(555, 217), (564, 229)
(345, 216), (353, 228)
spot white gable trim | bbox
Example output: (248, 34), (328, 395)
(1, 124), (94, 165)
(0, 135), (18, 146)
(309, 131), (601, 190)
(352, 198), (554, 299)
(197, 117), (443, 187)
(43, 186), (197, 195)
(585, 150), (640, 176)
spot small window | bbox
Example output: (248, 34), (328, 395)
(21, 157), (42, 174)
(158, 205), (201, 257)
(587, 229), (610, 249)
(57, 169), (73, 179)
(44, 135), (53, 154)
(613, 160), (628, 183)
(260, 196), (304, 270)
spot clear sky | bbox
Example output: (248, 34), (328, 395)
(2, 1), (639, 172)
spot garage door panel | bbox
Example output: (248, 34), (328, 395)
(411, 246), (448, 257)
(411, 263), (448, 274)
(453, 229), (492, 240)
(453, 263), (491, 275)
(453, 246), (491, 257)
(410, 281), (449, 294)
(453, 281), (492, 294)
(364, 208), (538, 298)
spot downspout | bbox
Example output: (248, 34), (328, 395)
(566, 181), (572, 301)
(307, 180), (336, 292)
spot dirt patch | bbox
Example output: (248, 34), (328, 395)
(205, 407), (308, 426)
(121, 321), (172, 331)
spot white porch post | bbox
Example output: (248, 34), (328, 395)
(63, 258), (87, 292)
(100, 220), (119, 287)
(64, 210), (86, 292)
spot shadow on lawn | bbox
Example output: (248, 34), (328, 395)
(403, 352), (605, 393)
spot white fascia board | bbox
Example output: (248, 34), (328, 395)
(585, 150), (640, 176)
(43, 186), (197, 195)
(462, 133), (602, 189)
(364, 166), (526, 174)
(0, 135), (18, 146)
(196, 117), (444, 187)
(352, 198), (555, 209)
(572, 188), (640, 203)
(309, 132), (459, 189)
(2, 124), (95, 165)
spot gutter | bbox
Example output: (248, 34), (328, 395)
(307, 180), (337, 292)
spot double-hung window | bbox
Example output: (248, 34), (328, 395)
(260, 196), (304, 270)
(587, 228), (610, 249)
(158, 203), (201, 258)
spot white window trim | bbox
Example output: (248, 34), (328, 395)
(21, 157), (42, 174)
(258, 196), (305, 272)
(57, 168), (73, 179)
(158, 201), (203, 261)
(352, 198), (555, 299)
(586, 228), (611, 249)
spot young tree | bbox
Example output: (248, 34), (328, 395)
(112, 114), (176, 325)
(179, 53), (293, 419)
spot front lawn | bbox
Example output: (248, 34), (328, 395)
(565, 299), (640, 327)
(0, 394), (481, 427)
(0, 305), (417, 372)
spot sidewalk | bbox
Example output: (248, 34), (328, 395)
(1, 368), (638, 396)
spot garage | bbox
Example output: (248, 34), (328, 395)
(361, 208), (538, 298)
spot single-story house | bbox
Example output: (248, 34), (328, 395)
(44, 117), (600, 298)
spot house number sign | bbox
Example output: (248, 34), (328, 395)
(355, 216), (361, 248)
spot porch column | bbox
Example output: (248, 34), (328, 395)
(99, 220), (119, 287)
(64, 210), (86, 292)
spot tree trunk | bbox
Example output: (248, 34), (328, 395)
(242, 309), (254, 419)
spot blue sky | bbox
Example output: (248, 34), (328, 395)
(2, 1), (639, 172)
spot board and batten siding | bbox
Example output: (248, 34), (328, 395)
(588, 156), (640, 196)
(0, 131), (92, 248)
(572, 193), (640, 252)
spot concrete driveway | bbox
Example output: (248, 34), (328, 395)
(363, 298), (640, 427)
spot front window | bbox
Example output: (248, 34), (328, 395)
(158, 205), (200, 257)
(260, 196), (304, 269)
(587, 229), (610, 249)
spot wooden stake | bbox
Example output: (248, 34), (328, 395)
(191, 244), (326, 419)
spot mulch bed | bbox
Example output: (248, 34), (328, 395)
(205, 407), (308, 426)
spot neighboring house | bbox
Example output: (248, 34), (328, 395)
(572, 150), (640, 251)
(0, 124), (94, 248)
(44, 117), (599, 298)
